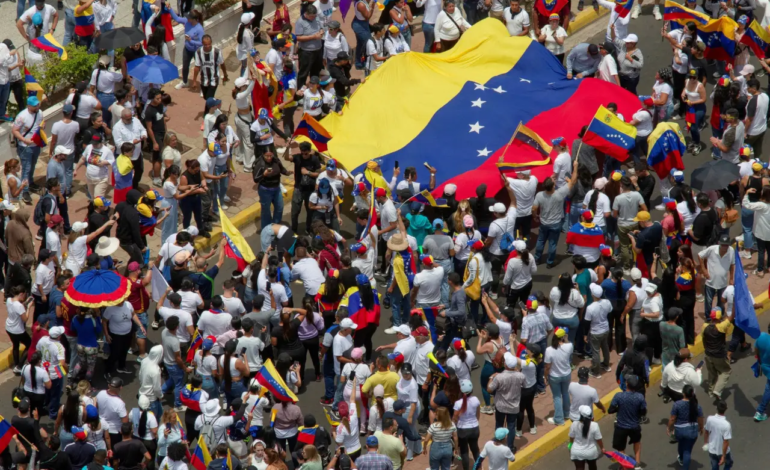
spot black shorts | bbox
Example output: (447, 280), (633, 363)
(152, 133), (166, 163)
(612, 425), (642, 451)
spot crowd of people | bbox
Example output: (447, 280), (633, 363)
(0, 0), (769, 469)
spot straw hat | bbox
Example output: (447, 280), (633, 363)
(386, 233), (409, 251)
(94, 237), (120, 256)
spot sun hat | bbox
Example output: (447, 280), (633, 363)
(386, 233), (409, 252)
(203, 399), (221, 417)
(95, 236), (120, 256)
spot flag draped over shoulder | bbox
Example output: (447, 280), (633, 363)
(180, 384), (205, 412)
(646, 122), (686, 179)
(358, 190), (377, 242)
(583, 105), (637, 160)
(565, 222), (605, 247)
(363, 167), (391, 196)
(220, 208), (256, 271)
(740, 19), (770, 59)
(297, 426), (318, 445)
(339, 286), (381, 330)
(734, 249), (761, 339)
(256, 359), (299, 403)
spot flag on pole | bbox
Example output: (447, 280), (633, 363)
(255, 359), (299, 402)
(190, 436), (212, 470)
(219, 208), (256, 271)
(0, 416), (18, 453)
(734, 248), (760, 339)
(512, 123), (553, 157)
(646, 122), (686, 179)
(583, 105), (637, 160)
(615, 0), (634, 17)
(412, 190), (448, 208)
(186, 329), (203, 363)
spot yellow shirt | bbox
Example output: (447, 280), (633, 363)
(362, 370), (400, 400)
(699, 318), (734, 337)
(374, 431), (405, 470)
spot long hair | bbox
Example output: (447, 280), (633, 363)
(301, 297), (316, 327)
(163, 164), (180, 183)
(63, 391), (81, 429)
(148, 26), (166, 55)
(436, 407), (452, 429)
(376, 396), (385, 421)
(28, 351), (42, 390)
(237, 22), (248, 44)
(324, 274), (342, 304)
(279, 311), (296, 342)
(682, 384), (698, 423)
(605, 178), (621, 205)
(358, 282), (375, 310)
(249, 258), (261, 294)
(588, 188), (601, 214)
(681, 185), (696, 213)
(580, 413), (592, 439)
(557, 273), (572, 305)
(71, 81), (87, 117)
(612, 268), (625, 300)
(223, 339), (237, 392)
(138, 407), (149, 437)
(459, 391), (470, 414)
(669, 205), (683, 233)
(444, 374), (461, 403)
(520, 247), (531, 266)
(451, 200), (472, 233)
(679, 244), (695, 266)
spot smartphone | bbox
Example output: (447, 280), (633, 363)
(293, 361), (300, 369)
(696, 360), (704, 369)
(241, 347), (247, 356)
(394, 160), (399, 170)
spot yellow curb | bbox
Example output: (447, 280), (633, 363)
(567, 6), (609, 34)
(508, 290), (770, 470)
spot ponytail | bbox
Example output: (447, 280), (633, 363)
(237, 23), (247, 44)
(520, 248), (531, 266)
(139, 410), (148, 437)
(588, 189), (600, 214)
(459, 392), (469, 414)
(580, 415), (592, 439)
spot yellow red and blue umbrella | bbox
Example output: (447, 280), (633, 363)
(64, 269), (131, 308)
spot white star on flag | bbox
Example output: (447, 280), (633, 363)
(474, 83), (487, 91)
(471, 98), (486, 108)
(477, 148), (492, 157)
(469, 122), (484, 133)
(493, 86), (506, 93)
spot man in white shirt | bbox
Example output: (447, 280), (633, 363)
(411, 255), (444, 310)
(412, 327), (434, 392)
(238, 318), (265, 374)
(704, 401), (733, 469)
(37, 326), (66, 420)
(332, 318), (356, 409)
(377, 325), (417, 365)
(503, 0), (530, 36)
(744, 78), (768, 157)
(221, 279), (246, 316)
(50, 104), (81, 195)
(699, 235), (735, 314)
(568, 367), (606, 421)
(33, 249), (56, 318)
(507, 171), (538, 238)
(485, 179), (518, 300)
(112, 108), (148, 163)
(156, 288), (195, 348)
(629, 97), (654, 169)
(103, 300), (144, 378)
(551, 137), (572, 189)
(375, 187), (398, 273)
(17, 0), (58, 42)
(198, 296), (234, 355)
(12, 96), (44, 204)
(96, 377), (128, 443)
(584, 283), (613, 377)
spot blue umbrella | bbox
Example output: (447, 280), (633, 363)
(127, 55), (179, 84)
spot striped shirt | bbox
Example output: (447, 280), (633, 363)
(428, 423), (456, 442)
(520, 311), (552, 344)
(354, 452), (394, 470)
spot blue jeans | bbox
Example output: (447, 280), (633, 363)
(435, 258), (453, 306)
(480, 361), (497, 406)
(257, 186), (283, 229)
(323, 374), (335, 399)
(149, 399), (163, 420)
(422, 22), (435, 52)
(469, 282), (491, 327)
(549, 373), (571, 425)
(690, 103), (707, 145)
(63, 8), (76, 46)
(711, 127), (723, 158)
(675, 424), (699, 470)
(742, 206), (755, 251)
(535, 338), (547, 392)
(46, 377), (63, 420)
(554, 316), (580, 344)
(64, 152), (76, 195)
(757, 377), (770, 414)
(0, 82), (10, 117)
(704, 286), (726, 317)
(567, 202), (584, 250)
(162, 364), (186, 407)
(351, 18), (370, 69)
(709, 452), (733, 470)
(17, 0), (31, 20)
(390, 282), (410, 327)
(214, 164), (229, 204)
(19, 145), (41, 195)
(132, 0), (142, 27)
(91, 21), (115, 62)
(429, 441), (453, 470)
(224, 379), (246, 408)
(332, 374), (345, 410)
(494, 411), (517, 449)
(96, 92), (117, 128)
(535, 221), (562, 265)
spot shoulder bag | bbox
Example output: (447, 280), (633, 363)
(463, 256), (481, 301)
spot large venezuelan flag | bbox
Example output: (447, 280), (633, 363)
(666, 1), (736, 62)
(647, 122), (686, 179)
(220, 208), (256, 270)
(320, 19), (640, 200)
(583, 105), (637, 160)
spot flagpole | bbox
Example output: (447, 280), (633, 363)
(499, 122), (522, 164)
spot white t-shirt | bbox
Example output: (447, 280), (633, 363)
(37, 336), (65, 380)
(130, 409), (158, 440)
(197, 151), (215, 184)
(245, 394), (270, 427)
(582, 190), (611, 227)
(642, 294), (663, 321)
(341, 363), (371, 393)
(317, 169), (350, 198)
(504, 7), (529, 36)
(332, 333), (354, 375)
(158, 307), (193, 343)
(453, 396), (480, 429)
(265, 49), (283, 80)
(480, 442), (515, 470)
(313, 0), (335, 28)
(698, 245), (735, 290)
(541, 24), (567, 55)
(34, 262), (55, 296)
(379, 200), (398, 241)
(335, 402), (360, 452)
(747, 92), (769, 136)
(46, 228), (61, 263)
(158, 242), (194, 271)
(6, 299), (27, 334)
(103, 301), (134, 335)
(290, 258), (325, 295)
(50, 120), (80, 152)
(237, 335), (265, 372)
(568, 383), (600, 421)
(96, 391), (128, 434)
(396, 377), (419, 404)
(722, 285), (754, 316)
(194, 352), (218, 376)
(222, 296), (246, 316)
(65, 93), (100, 119)
(549, 288), (585, 320)
(552, 152), (572, 188)
(598, 55), (618, 83)
(705, 415), (732, 455)
(258, 274), (289, 311)
(394, 336), (417, 365)
(198, 310), (234, 354)
(487, 207), (517, 255)
(653, 81), (674, 107)
(632, 109), (654, 137)
(672, 48), (689, 74)
(22, 364), (49, 394)
(84, 144), (116, 180)
(545, 343), (574, 377)
(21, 5), (57, 37)
(301, 89), (324, 117)
(194, 414), (235, 445)
(584, 299), (612, 335)
(568, 421), (602, 461)
(508, 176), (538, 216)
(447, 352), (475, 383)
(66, 235), (89, 271)
(178, 291), (204, 314)
(413, 266), (444, 304)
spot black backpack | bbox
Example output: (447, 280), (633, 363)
(33, 193), (55, 227)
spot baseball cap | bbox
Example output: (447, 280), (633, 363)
(395, 324), (411, 336)
(393, 400), (406, 411)
(554, 327), (568, 338)
(205, 97), (222, 108)
(420, 254), (433, 266)
(513, 239), (526, 252)
(93, 196), (111, 208)
(719, 233), (731, 245)
(28, 96), (40, 107)
(494, 428), (510, 440)
(48, 214), (63, 227)
(551, 136), (565, 145)
(624, 33), (638, 43)
(579, 405), (593, 418)
(387, 352), (404, 363)
(55, 145), (72, 156)
(39, 248), (52, 260)
(373, 384), (385, 397)
(463, 214), (474, 228)
(128, 261), (141, 272)
(336, 51), (350, 61)
(309, 76), (320, 85)
(71, 221), (88, 233)
(374, 187), (387, 198)
(504, 352), (517, 369)
(234, 76), (249, 88)
(589, 283), (603, 298)
(401, 363), (413, 375)
(645, 283), (658, 294)
(489, 202), (506, 214)
(433, 218), (444, 229)
(633, 211), (650, 222)
(630, 267), (642, 280)
(412, 326), (429, 337)
(62, 103), (74, 114)
(340, 318), (357, 330)
(49, 326), (65, 338)
(366, 436), (378, 446)
(460, 379), (473, 394)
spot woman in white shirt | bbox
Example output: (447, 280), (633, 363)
(677, 187), (700, 233)
(544, 328), (574, 426)
(323, 21), (350, 65)
(463, 240), (493, 327)
(433, 0), (469, 51)
(452, 379), (481, 470)
(67, 81), (102, 132)
(652, 67), (674, 124)
(447, 339), (475, 383)
(89, 55), (123, 128)
(568, 405), (604, 465)
(516, 349), (540, 436)
(396, 364), (422, 460)
(549, 273), (585, 344)
(365, 24), (388, 77)
(4, 158), (24, 203)
(194, 338), (220, 399)
(341, 347), (371, 429)
(64, 218), (115, 275)
(583, 178), (612, 235)
(145, 7), (171, 62)
(597, 43), (619, 85)
(6, 286), (32, 374)
(367, 385), (394, 434)
(130, 395), (159, 457)
(640, 282), (663, 365)
(236, 13), (255, 76)
(502, 240), (537, 307)
(162, 132), (182, 170)
(384, 25), (411, 56)
(743, 187), (770, 276)
(538, 13), (567, 62)
(75, 134), (115, 199)
(231, 76), (256, 170)
(160, 165), (190, 244)
(336, 378), (361, 459)
(22, 351), (51, 417)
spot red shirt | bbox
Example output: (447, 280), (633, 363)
(317, 243), (342, 274)
(60, 298), (80, 337)
(127, 278), (150, 314)
(28, 324), (49, 361)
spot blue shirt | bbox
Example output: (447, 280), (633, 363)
(756, 332), (770, 377)
(600, 278), (632, 302)
(670, 400), (703, 426)
(48, 289), (64, 321)
(71, 315), (103, 348)
(188, 266), (219, 301)
(610, 391), (647, 430)
(168, 9), (204, 51)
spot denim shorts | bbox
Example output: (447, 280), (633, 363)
(136, 312), (148, 339)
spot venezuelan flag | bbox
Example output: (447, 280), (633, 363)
(186, 329), (203, 363)
(0, 417), (18, 453)
(534, 0), (569, 17)
(294, 113), (331, 152)
(31, 128), (48, 148)
(297, 426), (318, 445)
(220, 208), (256, 271)
(256, 359), (299, 403)
(113, 154), (134, 205)
(190, 436), (212, 470)
(513, 123), (553, 158)
(74, 4), (95, 37)
(270, 408), (278, 427)
(316, 20), (641, 201)
(583, 105), (637, 160)
(676, 272), (694, 291)
(31, 34), (68, 60)
(427, 352), (449, 378)
(615, 0), (634, 18)
(412, 189), (447, 208)
(663, 0), (709, 25)
(741, 19), (770, 59)
(339, 285), (381, 331)
(646, 122), (686, 179)
(24, 68), (43, 101)
(180, 384), (205, 412)
(358, 190), (377, 242)
(224, 449), (233, 470)
(666, 2), (737, 62)
(565, 222), (605, 248)
(52, 364), (66, 378)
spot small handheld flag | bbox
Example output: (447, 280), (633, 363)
(31, 128), (48, 148)
(220, 209), (256, 271)
(256, 359), (300, 403)
(614, 0), (634, 18)
(30, 34), (68, 60)
(294, 113), (332, 152)
(512, 123), (553, 157)
(427, 352), (449, 377)
(270, 408), (278, 427)
(0, 416), (18, 453)
(741, 19), (770, 59)
(190, 436), (212, 470)
(412, 190), (448, 208)
(186, 329), (203, 363)
(583, 105), (637, 160)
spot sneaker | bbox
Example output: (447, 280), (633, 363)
(588, 371), (602, 379)
(489, 292), (499, 300)
(319, 398), (333, 406)
(530, 426), (537, 434)
(221, 203), (229, 210)
(547, 417), (564, 426)
(655, 204), (665, 211)
(677, 456), (684, 466)
(515, 430), (523, 437)
(35, 234), (43, 241)
(175, 81), (188, 90)
(481, 406), (494, 415)
(12, 366), (22, 375)
(384, 327), (397, 335)
(151, 321), (159, 330)
(630, 2), (641, 17)
(741, 250), (753, 259)
(754, 412), (768, 422)
(694, 142), (705, 155)
(604, 366), (612, 372)
(713, 71), (722, 78)
(174, 406), (188, 412)
(653, 5), (662, 19)
(224, 195), (232, 203)
(22, 192), (32, 204)
(104, 372), (112, 381)
(753, 269), (765, 278)
(116, 368), (131, 374)
(152, 178), (163, 187)
(652, 358), (661, 365)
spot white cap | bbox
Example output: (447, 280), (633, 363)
(645, 283), (658, 294)
(443, 183), (457, 196)
(49, 326), (65, 338)
(624, 33), (639, 43)
(340, 318), (358, 330)
(579, 405), (593, 418)
(54, 145), (72, 156)
(395, 324), (411, 336)
(594, 177), (608, 190)
(373, 384), (385, 397)
(519, 169), (531, 176)
(740, 64), (756, 76)
(589, 283), (603, 299)
(241, 12), (255, 24)
(513, 240), (527, 252)
(504, 352), (518, 369)
(184, 226), (199, 237)
(490, 202), (506, 214)
(138, 395), (151, 410)
(630, 267), (642, 280)
(234, 76), (249, 88)
(71, 221), (89, 233)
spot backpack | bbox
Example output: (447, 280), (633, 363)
(200, 415), (222, 450)
(493, 219), (514, 253)
(33, 193), (55, 227)
(490, 339), (505, 369)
